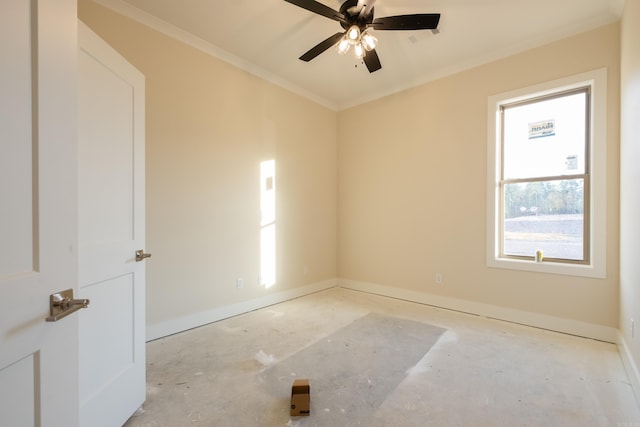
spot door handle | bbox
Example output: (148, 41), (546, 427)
(135, 249), (152, 262)
(46, 289), (90, 322)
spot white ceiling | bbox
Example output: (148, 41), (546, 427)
(95, 0), (623, 110)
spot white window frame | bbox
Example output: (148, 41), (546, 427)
(487, 69), (607, 278)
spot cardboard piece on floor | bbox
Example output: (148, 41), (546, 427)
(290, 379), (310, 416)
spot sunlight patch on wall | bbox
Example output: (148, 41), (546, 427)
(260, 160), (276, 288)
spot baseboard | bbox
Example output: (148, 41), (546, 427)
(618, 332), (640, 406)
(146, 279), (337, 341)
(338, 278), (618, 343)
(146, 277), (619, 343)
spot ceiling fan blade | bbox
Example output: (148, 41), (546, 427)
(284, 0), (347, 24)
(371, 13), (440, 30)
(299, 32), (345, 62)
(363, 49), (382, 73)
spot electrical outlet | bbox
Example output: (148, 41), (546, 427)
(236, 278), (244, 289)
(435, 273), (443, 284)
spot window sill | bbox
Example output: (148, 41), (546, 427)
(487, 257), (605, 279)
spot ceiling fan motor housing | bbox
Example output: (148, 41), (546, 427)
(339, 0), (374, 31)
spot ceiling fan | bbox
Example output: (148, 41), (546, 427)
(284, 0), (441, 73)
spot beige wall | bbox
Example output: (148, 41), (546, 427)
(338, 23), (621, 329)
(620, 0), (640, 374)
(79, 1), (338, 331)
(80, 0), (624, 337)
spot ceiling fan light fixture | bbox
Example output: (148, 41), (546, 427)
(361, 31), (378, 51)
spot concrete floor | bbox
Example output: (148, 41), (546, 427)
(124, 288), (640, 426)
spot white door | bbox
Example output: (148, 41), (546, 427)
(0, 1), (80, 426)
(77, 22), (146, 427)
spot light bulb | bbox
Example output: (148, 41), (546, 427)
(361, 32), (378, 51)
(337, 37), (350, 54)
(354, 43), (364, 59)
(347, 26), (360, 44)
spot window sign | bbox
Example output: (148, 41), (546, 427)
(528, 119), (555, 139)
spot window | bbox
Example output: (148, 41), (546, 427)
(487, 70), (607, 278)
(502, 88), (589, 262)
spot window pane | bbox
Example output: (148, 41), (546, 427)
(503, 91), (587, 180)
(503, 178), (584, 261)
